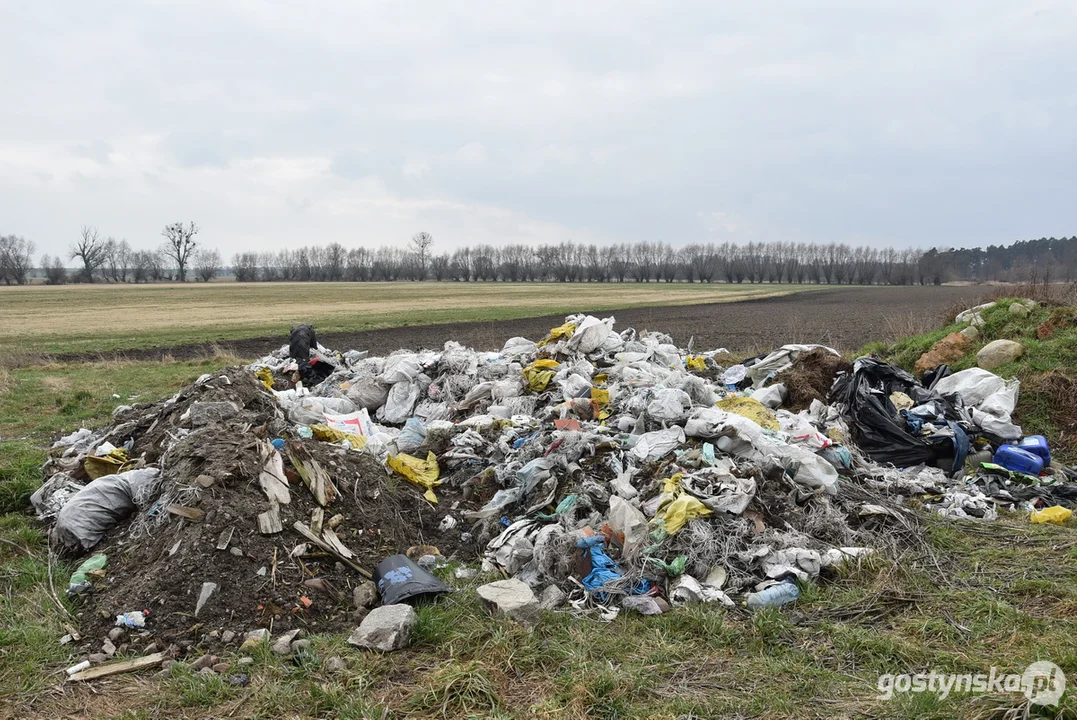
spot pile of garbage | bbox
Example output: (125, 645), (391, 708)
(33, 311), (1077, 666)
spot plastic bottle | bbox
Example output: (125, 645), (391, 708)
(746, 579), (800, 610)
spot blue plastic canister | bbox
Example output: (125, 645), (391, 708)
(993, 445), (1044, 476)
(1017, 435), (1051, 465)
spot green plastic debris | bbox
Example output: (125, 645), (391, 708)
(647, 555), (687, 576)
(68, 553), (107, 595)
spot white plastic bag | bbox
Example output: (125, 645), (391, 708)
(377, 381), (420, 424)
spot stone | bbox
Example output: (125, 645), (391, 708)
(228, 673), (250, 687)
(538, 584), (567, 611)
(221, 630), (236, 644)
(352, 581), (378, 610)
(956, 302), (995, 323)
(195, 582), (218, 617)
(108, 627), (126, 643)
(101, 639), (116, 656)
(199, 666), (217, 676)
(236, 656), (255, 666)
(417, 554), (437, 570)
(915, 332), (970, 374)
(196, 474), (216, 488)
(211, 662), (231, 674)
(191, 653), (218, 671)
(239, 628), (269, 652)
(971, 313), (986, 329)
(959, 324), (981, 341)
(622, 595), (665, 615)
(229, 547), (243, 557)
(1009, 302), (1030, 318)
(271, 628), (303, 655)
(476, 579), (540, 624)
(977, 339), (1024, 370)
(291, 639), (312, 655)
(143, 642), (160, 655)
(347, 604), (417, 652)
(88, 653), (107, 664)
(325, 656), (346, 673)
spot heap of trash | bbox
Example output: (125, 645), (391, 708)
(34, 310), (1077, 669)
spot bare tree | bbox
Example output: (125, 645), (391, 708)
(194, 248), (221, 282)
(410, 232), (434, 279)
(105, 238), (132, 282)
(70, 225), (107, 283)
(40, 253), (68, 285)
(232, 252), (260, 282)
(161, 221), (200, 282)
(0, 235), (36, 285)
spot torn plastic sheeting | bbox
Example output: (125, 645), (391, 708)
(608, 496), (649, 560)
(653, 476), (714, 534)
(537, 321), (577, 348)
(310, 424), (367, 451)
(560, 373), (592, 401)
(463, 457), (552, 520)
(54, 468), (162, 552)
(685, 355), (707, 373)
(1030, 506), (1072, 525)
(750, 383), (786, 409)
(762, 548), (823, 581)
(630, 426), (686, 462)
(346, 381), (391, 412)
(30, 473), (85, 520)
(564, 315), (614, 354)
(669, 574), (735, 607)
(324, 409), (375, 438)
(68, 553), (107, 595)
(522, 359), (560, 393)
(397, 417), (428, 453)
(254, 367), (274, 390)
(576, 535), (651, 597)
(387, 451), (441, 504)
(933, 368), (1022, 439)
(378, 381), (421, 425)
(647, 388), (693, 423)
(484, 519), (539, 575)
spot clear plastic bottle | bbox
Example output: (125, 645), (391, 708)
(746, 579), (800, 610)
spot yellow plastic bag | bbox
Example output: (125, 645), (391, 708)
(590, 387), (610, 407)
(387, 451), (441, 504)
(652, 473), (712, 534)
(1030, 506), (1073, 525)
(522, 359), (560, 392)
(310, 424), (367, 451)
(685, 356), (707, 373)
(715, 397), (780, 431)
(254, 367), (274, 391)
(536, 322), (576, 347)
(84, 448), (130, 480)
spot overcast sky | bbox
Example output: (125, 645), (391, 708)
(2, 2), (1075, 259)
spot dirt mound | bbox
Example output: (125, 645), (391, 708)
(48, 369), (477, 656)
(774, 348), (852, 412)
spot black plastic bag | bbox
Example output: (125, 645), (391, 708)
(830, 358), (968, 470)
(374, 554), (453, 605)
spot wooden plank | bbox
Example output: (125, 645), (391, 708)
(320, 527), (355, 560)
(310, 507), (324, 537)
(291, 522), (370, 578)
(67, 652), (167, 682)
(257, 507), (283, 535)
(216, 527), (234, 550)
(288, 449), (337, 506)
(258, 443), (291, 505)
(167, 505), (205, 521)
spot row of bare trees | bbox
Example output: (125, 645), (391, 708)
(231, 238), (927, 285)
(40, 222), (217, 284)
(0, 235), (36, 285)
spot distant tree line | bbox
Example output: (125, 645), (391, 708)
(3, 226), (1074, 286)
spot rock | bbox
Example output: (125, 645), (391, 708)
(959, 324), (981, 341)
(229, 547), (243, 557)
(347, 604), (417, 652)
(228, 673), (249, 687)
(325, 657), (346, 673)
(191, 653), (218, 671)
(1009, 302), (1030, 318)
(195, 582), (218, 617)
(199, 666), (217, 676)
(211, 662), (231, 674)
(271, 629), (303, 655)
(971, 313), (986, 329)
(653, 597), (671, 613)
(239, 628), (269, 652)
(622, 595), (665, 615)
(59, 634), (72, 646)
(417, 554), (437, 570)
(221, 630), (236, 644)
(196, 474), (216, 488)
(291, 639), (312, 655)
(476, 579), (540, 624)
(108, 627), (126, 643)
(538, 584), (567, 611)
(142, 642), (159, 655)
(352, 581), (378, 610)
(915, 332), (970, 374)
(161, 659), (174, 671)
(977, 339), (1025, 370)
(88, 653), (107, 664)
(236, 656), (255, 666)
(101, 639), (116, 656)
(956, 302), (995, 323)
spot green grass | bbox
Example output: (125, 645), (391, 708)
(0, 281), (829, 355)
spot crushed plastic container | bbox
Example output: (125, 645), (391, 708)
(993, 445), (1044, 476)
(1017, 435), (1050, 465)
(746, 579), (800, 610)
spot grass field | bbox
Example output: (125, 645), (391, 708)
(0, 281), (822, 355)
(2, 292), (1077, 718)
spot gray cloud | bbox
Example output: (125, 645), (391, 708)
(2, 1), (1075, 258)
